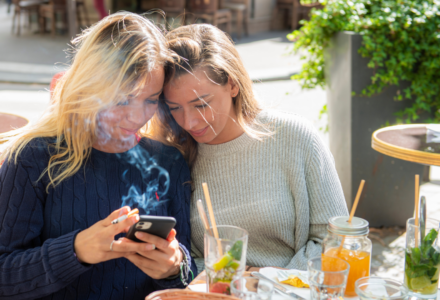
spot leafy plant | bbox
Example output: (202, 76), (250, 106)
(289, 0), (440, 123)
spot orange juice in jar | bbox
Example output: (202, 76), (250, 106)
(323, 216), (372, 297)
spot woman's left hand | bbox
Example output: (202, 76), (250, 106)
(123, 229), (183, 279)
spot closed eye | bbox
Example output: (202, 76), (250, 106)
(146, 99), (159, 105)
(195, 103), (208, 109)
(168, 106), (180, 111)
(117, 100), (129, 106)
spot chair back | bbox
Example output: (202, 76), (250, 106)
(52, 0), (66, 8)
(158, 0), (185, 13)
(188, 0), (218, 14)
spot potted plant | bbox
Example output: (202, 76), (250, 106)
(289, 0), (440, 226)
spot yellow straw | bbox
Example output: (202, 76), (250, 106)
(202, 183), (223, 256)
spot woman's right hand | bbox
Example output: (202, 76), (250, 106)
(74, 206), (140, 264)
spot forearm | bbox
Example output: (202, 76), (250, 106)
(0, 231), (90, 299)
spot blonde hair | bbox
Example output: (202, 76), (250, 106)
(148, 24), (271, 170)
(0, 12), (173, 191)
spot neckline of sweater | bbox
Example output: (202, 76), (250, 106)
(197, 130), (257, 157)
(91, 139), (144, 156)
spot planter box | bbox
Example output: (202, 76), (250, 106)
(325, 32), (426, 227)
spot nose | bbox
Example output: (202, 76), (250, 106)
(181, 108), (200, 131)
(127, 105), (148, 126)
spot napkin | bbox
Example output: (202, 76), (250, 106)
(259, 267), (311, 300)
(187, 283), (207, 292)
(427, 124), (440, 143)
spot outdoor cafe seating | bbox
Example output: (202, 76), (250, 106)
(10, 0), (89, 35)
(8, 0), (319, 39)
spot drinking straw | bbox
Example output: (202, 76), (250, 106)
(196, 199), (213, 236)
(349, 180), (365, 222)
(415, 174), (420, 247)
(337, 180), (365, 254)
(202, 182), (223, 256)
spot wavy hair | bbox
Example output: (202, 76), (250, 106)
(148, 24), (271, 170)
(0, 12), (173, 191)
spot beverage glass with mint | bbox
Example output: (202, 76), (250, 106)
(404, 218), (440, 300)
(205, 225), (248, 295)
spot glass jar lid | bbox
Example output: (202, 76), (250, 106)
(327, 216), (369, 236)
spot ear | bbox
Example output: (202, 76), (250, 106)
(228, 76), (239, 98)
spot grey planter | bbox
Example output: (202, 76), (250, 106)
(325, 31), (425, 227)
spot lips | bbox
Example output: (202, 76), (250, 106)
(189, 126), (209, 137)
(120, 127), (138, 135)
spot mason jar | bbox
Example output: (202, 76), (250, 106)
(322, 216), (372, 297)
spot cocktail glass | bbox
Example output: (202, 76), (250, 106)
(404, 218), (440, 300)
(231, 277), (274, 300)
(205, 225), (248, 295)
(308, 255), (350, 300)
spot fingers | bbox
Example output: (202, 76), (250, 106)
(103, 206), (131, 226)
(107, 213), (139, 236)
(125, 253), (178, 280)
(111, 237), (156, 253)
(166, 229), (176, 242)
(135, 231), (170, 251)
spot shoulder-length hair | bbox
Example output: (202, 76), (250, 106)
(148, 24), (271, 170)
(0, 12), (173, 191)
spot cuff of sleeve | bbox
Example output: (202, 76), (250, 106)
(153, 243), (192, 289)
(46, 230), (91, 284)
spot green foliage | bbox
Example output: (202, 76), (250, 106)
(289, 0), (440, 123)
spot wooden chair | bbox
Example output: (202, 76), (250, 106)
(271, 0), (322, 30)
(292, 0), (322, 29)
(157, 0), (186, 29)
(11, 0), (45, 35)
(220, 0), (249, 39)
(189, 0), (232, 35)
(39, 0), (90, 36)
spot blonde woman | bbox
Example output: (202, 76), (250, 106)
(0, 13), (195, 299)
(149, 24), (349, 272)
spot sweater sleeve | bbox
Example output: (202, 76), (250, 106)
(152, 156), (197, 289)
(285, 123), (349, 270)
(0, 147), (90, 299)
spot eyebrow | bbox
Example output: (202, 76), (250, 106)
(129, 89), (163, 100)
(147, 89), (163, 98)
(165, 94), (211, 105)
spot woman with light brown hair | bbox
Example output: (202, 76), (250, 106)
(148, 24), (349, 272)
(0, 13), (195, 299)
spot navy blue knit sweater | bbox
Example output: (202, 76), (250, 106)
(0, 137), (196, 300)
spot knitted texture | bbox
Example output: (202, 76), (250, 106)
(190, 111), (349, 271)
(0, 137), (196, 300)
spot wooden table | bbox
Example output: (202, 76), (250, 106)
(0, 112), (28, 135)
(372, 124), (440, 166)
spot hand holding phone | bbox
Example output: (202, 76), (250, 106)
(126, 215), (176, 242)
(124, 215), (182, 279)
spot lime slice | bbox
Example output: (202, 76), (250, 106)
(420, 283), (437, 295)
(213, 253), (233, 272)
(411, 276), (431, 290)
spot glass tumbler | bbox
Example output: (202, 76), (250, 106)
(231, 277), (274, 300)
(404, 218), (440, 300)
(356, 277), (409, 300)
(205, 225), (248, 295)
(308, 255), (350, 300)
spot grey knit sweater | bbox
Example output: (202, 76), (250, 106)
(190, 110), (349, 271)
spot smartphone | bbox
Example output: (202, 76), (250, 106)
(126, 215), (176, 242)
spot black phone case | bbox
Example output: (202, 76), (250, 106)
(126, 215), (176, 242)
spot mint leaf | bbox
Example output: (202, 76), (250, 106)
(228, 240), (243, 261)
(411, 247), (421, 265)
